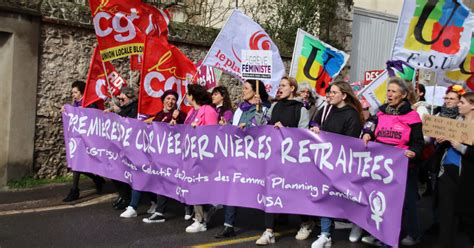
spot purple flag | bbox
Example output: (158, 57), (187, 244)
(63, 105), (408, 247)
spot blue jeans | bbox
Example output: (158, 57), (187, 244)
(224, 206), (236, 227)
(130, 190), (141, 209)
(321, 217), (332, 236)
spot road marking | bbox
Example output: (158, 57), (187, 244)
(0, 193), (117, 216)
(191, 229), (295, 248)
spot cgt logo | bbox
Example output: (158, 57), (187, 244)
(405, 0), (469, 54)
(93, 7), (139, 43)
(143, 50), (192, 103)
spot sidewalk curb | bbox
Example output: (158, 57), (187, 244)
(0, 193), (117, 216)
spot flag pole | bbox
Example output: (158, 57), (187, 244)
(256, 79), (262, 112)
(431, 71), (437, 115)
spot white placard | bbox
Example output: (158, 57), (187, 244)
(241, 50), (273, 80)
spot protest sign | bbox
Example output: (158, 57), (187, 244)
(63, 105), (409, 247)
(392, 0), (473, 70)
(241, 50), (273, 80)
(359, 70), (389, 111)
(423, 115), (474, 145)
(195, 60), (222, 90)
(364, 70), (385, 85)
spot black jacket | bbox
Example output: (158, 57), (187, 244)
(269, 99), (304, 128)
(432, 141), (474, 217)
(363, 101), (424, 160)
(314, 104), (362, 138)
(118, 100), (138, 119)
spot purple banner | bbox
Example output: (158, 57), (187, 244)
(63, 105), (408, 246)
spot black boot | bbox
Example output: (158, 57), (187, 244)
(63, 189), (80, 202)
(215, 226), (236, 238)
(93, 177), (106, 194)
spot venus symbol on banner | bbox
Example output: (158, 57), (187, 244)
(369, 191), (387, 231)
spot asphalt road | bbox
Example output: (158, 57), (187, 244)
(1, 193), (457, 248)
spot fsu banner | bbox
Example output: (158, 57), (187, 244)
(392, 0), (473, 70)
(89, 0), (170, 62)
(138, 36), (196, 116)
(63, 106), (409, 247)
(438, 34), (474, 90)
(201, 10), (285, 97)
(289, 29), (349, 97)
(83, 46), (127, 108)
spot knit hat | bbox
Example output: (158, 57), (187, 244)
(161, 89), (179, 102)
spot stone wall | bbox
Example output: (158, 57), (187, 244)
(1, 1), (340, 179)
(33, 20), (246, 179)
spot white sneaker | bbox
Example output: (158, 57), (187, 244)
(349, 225), (363, 242)
(185, 220), (207, 233)
(295, 222), (314, 240)
(255, 231), (275, 245)
(120, 206), (137, 218)
(184, 214), (193, 221)
(311, 234), (332, 248)
(361, 235), (382, 247)
(147, 201), (157, 214)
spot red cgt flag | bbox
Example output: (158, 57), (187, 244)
(83, 46), (127, 109)
(138, 36), (196, 116)
(130, 54), (143, 71)
(89, 0), (170, 62)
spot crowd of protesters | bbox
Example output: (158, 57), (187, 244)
(62, 76), (474, 248)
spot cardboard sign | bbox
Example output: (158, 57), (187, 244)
(364, 70), (384, 85)
(241, 50), (272, 80)
(422, 115), (474, 145)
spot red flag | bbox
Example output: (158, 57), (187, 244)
(138, 36), (196, 116)
(89, 0), (170, 62)
(130, 54), (143, 71)
(83, 46), (127, 108)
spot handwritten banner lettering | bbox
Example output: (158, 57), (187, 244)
(63, 106), (408, 246)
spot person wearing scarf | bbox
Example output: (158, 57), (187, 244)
(362, 78), (424, 247)
(255, 76), (309, 246)
(214, 80), (270, 239)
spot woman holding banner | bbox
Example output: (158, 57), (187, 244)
(214, 80), (270, 239)
(361, 78), (424, 247)
(254, 76), (310, 245)
(63, 80), (105, 202)
(184, 84), (219, 233)
(140, 90), (190, 223)
(309, 81), (364, 248)
(432, 92), (474, 248)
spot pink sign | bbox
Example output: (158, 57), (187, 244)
(196, 60), (222, 90)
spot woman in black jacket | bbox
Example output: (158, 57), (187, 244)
(310, 81), (364, 248)
(433, 92), (474, 248)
